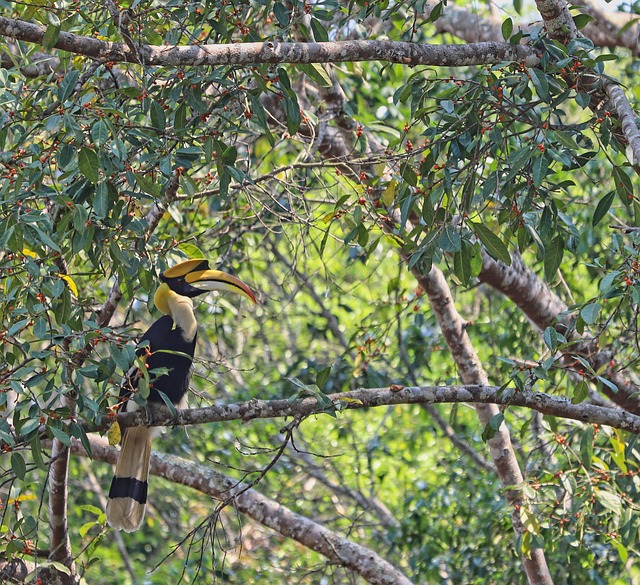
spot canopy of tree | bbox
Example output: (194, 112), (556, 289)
(1, 0), (640, 583)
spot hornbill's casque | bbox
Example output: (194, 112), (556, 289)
(106, 259), (256, 532)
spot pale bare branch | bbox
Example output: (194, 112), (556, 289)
(101, 385), (640, 435)
(72, 437), (414, 585)
(0, 15), (539, 68)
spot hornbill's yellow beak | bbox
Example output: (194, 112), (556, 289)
(184, 269), (257, 303)
(159, 258), (257, 303)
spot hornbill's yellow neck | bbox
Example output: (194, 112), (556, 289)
(154, 284), (197, 340)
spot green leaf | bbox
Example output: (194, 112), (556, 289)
(600, 270), (620, 294)
(504, 147), (533, 182)
(453, 247), (472, 286)
(596, 375), (618, 395)
(614, 541), (629, 564)
(501, 17), (513, 40)
(316, 365), (332, 389)
(532, 154), (549, 187)
(58, 70), (80, 102)
(118, 86), (142, 98)
(39, 561), (71, 576)
(580, 302), (600, 325)
(401, 164), (417, 187)
(283, 95), (301, 135)
(135, 172), (161, 197)
(575, 92), (590, 108)
(155, 390), (178, 417)
(553, 131), (581, 151)
(438, 226), (461, 253)
(42, 23), (61, 51)
(573, 13), (595, 29)
(592, 191), (615, 226)
(78, 147), (100, 184)
(178, 242), (205, 259)
(33, 225), (61, 252)
(482, 412), (504, 442)
(174, 102), (187, 132)
(11, 452), (27, 480)
(273, 2), (290, 26)
(50, 425), (71, 446)
(310, 17), (329, 42)
(94, 181), (109, 219)
(544, 235), (564, 281)
(221, 145), (237, 165)
(57, 143), (76, 169)
(299, 63), (332, 88)
(580, 425), (594, 469)
(80, 504), (105, 516)
(110, 137), (127, 161)
(543, 327), (558, 351)
(470, 222), (511, 265)
(529, 68), (549, 101)
(427, 1), (443, 22)
(91, 120), (109, 146)
(572, 380), (589, 404)
(150, 100), (166, 131)
(111, 343), (134, 372)
(79, 521), (97, 539)
(613, 166), (634, 205)
(595, 53), (619, 62)
(595, 488), (622, 516)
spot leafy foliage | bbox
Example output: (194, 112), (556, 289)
(0, 0), (640, 583)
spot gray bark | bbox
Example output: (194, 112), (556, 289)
(0, 15), (539, 68)
(73, 438), (414, 585)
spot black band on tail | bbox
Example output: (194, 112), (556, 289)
(108, 477), (148, 504)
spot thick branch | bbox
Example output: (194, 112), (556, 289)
(46, 434), (74, 575)
(0, 16), (539, 68)
(412, 267), (553, 585)
(74, 437), (413, 585)
(533, 0), (577, 42)
(105, 385), (640, 434)
(478, 251), (640, 414)
(604, 80), (640, 166)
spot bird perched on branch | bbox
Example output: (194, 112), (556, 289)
(106, 259), (256, 532)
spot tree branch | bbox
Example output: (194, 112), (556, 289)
(72, 437), (414, 585)
(478, 251), (640, 414)
(409, 267), (553, 585)
(603, 80), (640, 167)
(102, 385), (640, 435)
(0, 16), (539, 68)
(533, 0), (577, 42)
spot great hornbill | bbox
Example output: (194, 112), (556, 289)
(106, 259), (256, 532)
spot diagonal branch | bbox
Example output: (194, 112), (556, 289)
(72, 437), (414, 585)
(410, 266), (553, 585)
(603, 80), (640, 166)
(478, 251), (640, 414)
